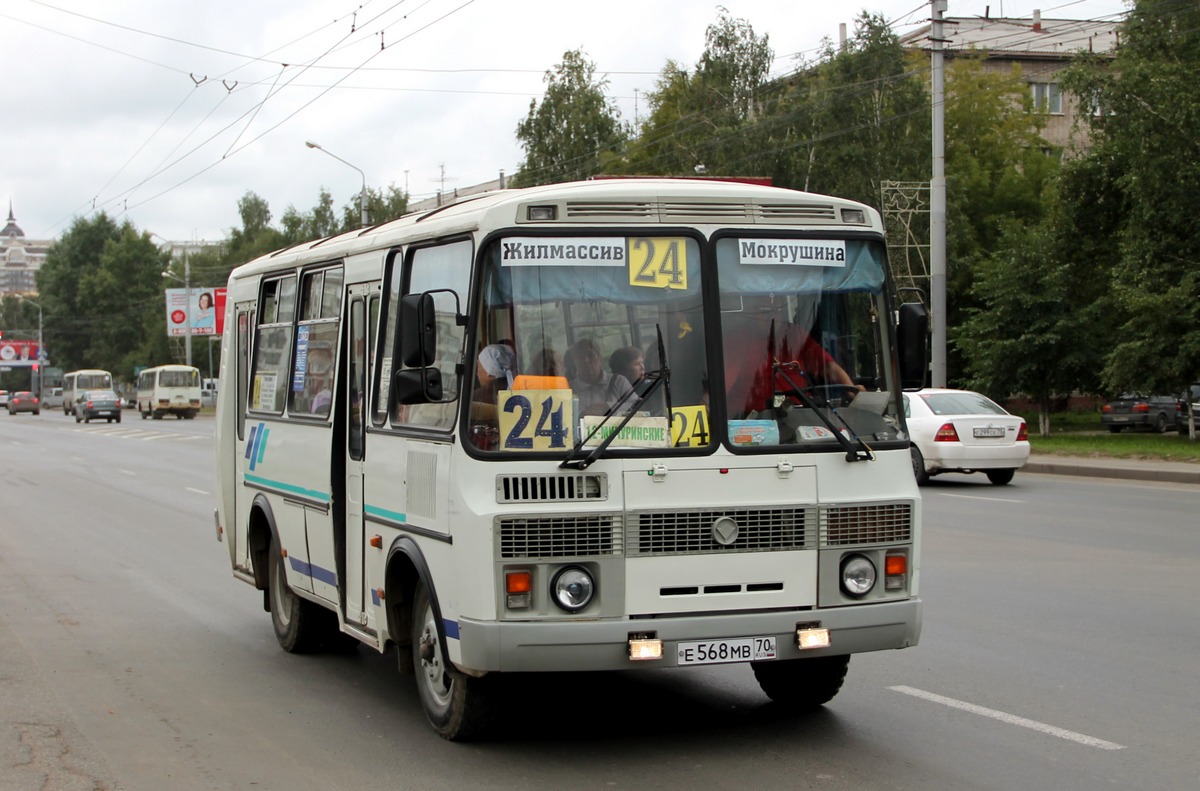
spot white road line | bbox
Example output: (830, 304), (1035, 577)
(119, 469), (137, 477)
(938, 493), (1022, 503)
(185, 487), (210, 496)
(889, 686), (1124, 750)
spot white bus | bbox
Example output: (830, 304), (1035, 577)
(136, 364), (202, 419)
(62, 368), (113, 415)
(214, 178), (928, 740)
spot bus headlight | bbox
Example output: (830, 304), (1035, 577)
(550, 566), (595, 612)
(840, 555), (876, 597)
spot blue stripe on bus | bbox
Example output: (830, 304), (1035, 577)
(443, 619), (460, 640)
(243, 473), (330, 503)
(287, 555), (338, 587)
(364, 504), (407, 523)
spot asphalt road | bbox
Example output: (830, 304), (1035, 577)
(1, 412), (1197, 790)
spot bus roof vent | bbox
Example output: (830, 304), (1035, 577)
(755, 202), (839, 222)
(660, 201), (752, 220)
(563, 201), (655, 220)
(496, 473), (608, 503)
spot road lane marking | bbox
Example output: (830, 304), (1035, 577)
(119, 469), (137, 476)
(938, 493), (1023, 503)
(889, 686), (1124, 750)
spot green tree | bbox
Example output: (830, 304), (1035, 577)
(1061, 0), (1200, 413)
(513, 49), (628, 186)
(623, 9), (772, 176)
(35, 213), (169, 378)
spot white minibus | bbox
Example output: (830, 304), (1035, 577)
(214, 178), (928, 740)
(137, 364), (201, 419)
(62, 369), (113, 415)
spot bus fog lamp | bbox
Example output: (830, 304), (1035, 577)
(628, 635), (663, 661)
(550, 566), (594, 612)
(797, 627), (831, 649)
(840, 555), (876, 597)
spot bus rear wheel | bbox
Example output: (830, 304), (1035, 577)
(751, 654), (850, 708)
(412, 582), (493, 740)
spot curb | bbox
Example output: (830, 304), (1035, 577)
(1024, 458), (1200, 485)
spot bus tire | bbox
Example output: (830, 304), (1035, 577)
(268, 536), (331, 654)
(751, 654), (849, 708)
(412, 581), (492, 740)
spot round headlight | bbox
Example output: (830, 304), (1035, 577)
(551, 566), (595, 612)
(841, 555), (877, 597)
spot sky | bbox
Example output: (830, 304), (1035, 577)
(2, 0), (1131, 244)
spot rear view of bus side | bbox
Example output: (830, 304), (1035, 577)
(213, 178), (927, 740)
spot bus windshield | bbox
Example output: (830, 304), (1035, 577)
(468, 234), (709, 454)
(714, 236), (902, 450)
(159, 369), (200, 388)
(77, 372), (112, 390)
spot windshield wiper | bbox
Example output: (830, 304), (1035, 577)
(771, 361), (874, 463)
(559, 327), (672, 470)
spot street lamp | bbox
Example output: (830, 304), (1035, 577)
(155, 237), (192, 367)
(16, 295), (43, 398)
(305, 140), (368, 228)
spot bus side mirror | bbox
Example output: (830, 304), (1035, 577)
(400, 293), (437, 368)
(897, 302), (928, 389)
(394, 367), (443, 404)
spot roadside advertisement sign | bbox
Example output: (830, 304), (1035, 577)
(0, 340), (43, 367)
(165, 287), (226, 337)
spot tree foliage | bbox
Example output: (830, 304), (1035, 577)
(1061, 0), (1200, 396)
(512, 49), (627, 186)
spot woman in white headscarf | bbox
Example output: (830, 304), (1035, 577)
(473, 342), (516, 405)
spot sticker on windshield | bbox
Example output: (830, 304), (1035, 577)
(497, 389), (574, 451)
(628, 238), (687, 290)
(580, 415), (671, 448)
(738, 239), (846, 268)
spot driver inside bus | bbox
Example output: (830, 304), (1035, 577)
(722, 293), (861, 419)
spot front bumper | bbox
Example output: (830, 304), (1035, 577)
(454, 598), (921, 673)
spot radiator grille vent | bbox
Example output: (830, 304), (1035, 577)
(498, 514), (622, 558)
(822, 502), (913, 546)
(755, 203), (838, 221)
(627, 508), (815, 556)
(660, 202), (751, 219)
(496, 473), (607, 503)
(564, 201), (654, 219)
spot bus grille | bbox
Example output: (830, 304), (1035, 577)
(821, 502), (913, 546)
(626, 508), (816, 556)
(496, 473), (607, 503)
(498, 514), (622, 558)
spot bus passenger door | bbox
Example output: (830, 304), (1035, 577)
(343, 292), (370, 627)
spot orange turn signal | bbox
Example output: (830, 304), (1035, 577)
(506, 570), (532, 594)
(885, 555), (907, 576)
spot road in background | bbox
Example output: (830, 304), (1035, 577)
(2, 413), (1198, 790)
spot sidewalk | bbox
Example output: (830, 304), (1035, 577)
(1025, 453), (1200, 485)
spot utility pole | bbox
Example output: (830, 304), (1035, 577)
(184, 248), (192, 367)
(930, 0), (948, 388)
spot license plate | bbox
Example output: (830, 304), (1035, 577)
(1112, 416), (1129, 422)
(677, 636), (777, 666)
(973, 427), (1006, 438)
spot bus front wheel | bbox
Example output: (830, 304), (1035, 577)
(412, 582), (492, 740)
(751, 654), (850, 708)
(269, 536), (332, 654)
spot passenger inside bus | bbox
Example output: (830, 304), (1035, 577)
(468, 342), (517, 448)
(722, 294), (861, 420)
(566, 338), (634, 416)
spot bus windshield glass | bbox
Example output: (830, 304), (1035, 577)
(715, 236), (902, 450)
(77, 372), (112, 390)
(159, 369), (200, 387)
(468, 234), (710, 454)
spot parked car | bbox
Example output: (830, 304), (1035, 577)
(7, 390), (40, 415)
(0, 390), (8, 408)
(905, 388), (1030, 485)
(74, 389), (123, 423)
(1178, 383), (1200, 435)
(41, 387), (64, 410)
(1100, 393), (1176, 433)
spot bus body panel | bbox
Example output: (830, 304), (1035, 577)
(136, 364), (201, 418)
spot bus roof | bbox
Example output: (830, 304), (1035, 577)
(229, 178), (883, 280)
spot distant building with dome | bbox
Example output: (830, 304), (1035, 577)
(1, 204), (51, 295)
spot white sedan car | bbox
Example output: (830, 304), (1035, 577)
(905, 388), (1030, 485)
